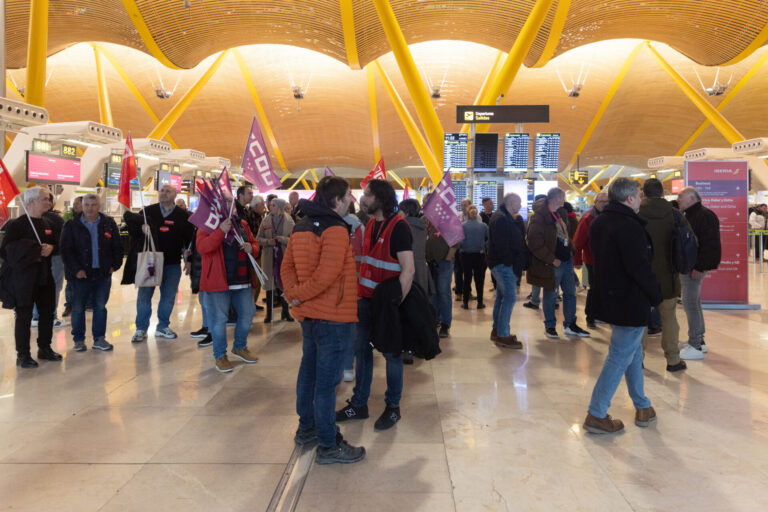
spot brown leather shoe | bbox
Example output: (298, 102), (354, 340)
(583, 412), (625, 434)
(490, 328), (498, 341)
(495, 335), (522, 349)
(635, 406), (657, 427)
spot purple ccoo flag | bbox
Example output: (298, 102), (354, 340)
(324, 166), (335, 177)
(188, 189), (223, 234)
(241, 117), (281, 193)
(217, 166), (233, 199)
(422, 171), (465, 247)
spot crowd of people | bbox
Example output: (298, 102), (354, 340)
(0, 174), (723, 463)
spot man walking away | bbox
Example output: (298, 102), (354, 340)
(425, 206), (458, 339)
(638, 179), (687, 372)
(283, 176), (365, 464)
(584, 178), (662, 434)
(460, 205), (488, 309)
(487, 193), (527, 349)
(574, 192), (608, 329)
(60, 194), (124, 352)
(677, 187), (721, 360)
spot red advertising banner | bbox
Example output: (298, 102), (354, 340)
(685, 161), (749, 304)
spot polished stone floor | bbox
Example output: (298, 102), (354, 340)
(1, 263), (768, 512)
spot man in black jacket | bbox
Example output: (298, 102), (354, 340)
(0, 187), (61, 368)
(60, 194), (124, 352)
(678, 187), (721, 360)
(123, 184), (194, 342)
(584, 178), (662, 434)
(486, 193), (526, 349)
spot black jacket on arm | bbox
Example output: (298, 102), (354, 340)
(683, 201), (721, 272)
(60, 213), (124, 280)
(486, 204), (527, 275)
(589, 201), (663, 327)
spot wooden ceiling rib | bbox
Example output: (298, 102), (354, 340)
(4, 1), (768, 69)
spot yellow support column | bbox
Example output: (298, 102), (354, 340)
(91, 45), (113, 126)
(340, 0), (360, 69)
(120, 0), (181, 69)
(646, 42), (745, 144)
(372, 0), (444, 165)
(148, 50), (229, 141)
(25, 0), (49, 107)
(232, 48), (289, 173)
(557, 173), (586, 198)
(580, 165), (610, 192)
(531, 0), (572, 68)
(365, 64), (382, 163)
(374, 60), (442, 184)
(460, 51), (505, 134)
(563, 42), (645, 173)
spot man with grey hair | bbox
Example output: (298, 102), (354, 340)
(60, 194), (124, 352)
(0, 187), (61, 368)
(527, 187), (590, 339)
(584, 178), (662, 434)
(677, 186), (721, 360)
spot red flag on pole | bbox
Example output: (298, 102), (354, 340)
(0, 157), (21, 228)
(403, 183), (410, 199)
(118, 132), (138, 209)
(361, 158), (386, 189)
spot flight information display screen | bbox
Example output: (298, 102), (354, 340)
(104, 162), (139, 189)
(443, 133), (468, 172)
(503, 133), (530, 172)
(534, 133), (560, 172)
(473, 181), (498, 208)
(473, 133), (498, 172)
(452, 179), (468, 211)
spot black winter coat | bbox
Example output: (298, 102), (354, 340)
(187, 227), (203, 293)
(486, 204), (527, 276)
(683, 201), (721, 272)
(589, 201), (663, 327)
(60, 213), (124, 280)
(370, 278), (441, 360)
(0, 239), (45, 309)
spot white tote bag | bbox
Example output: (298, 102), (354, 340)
(135, 231), (164, 287)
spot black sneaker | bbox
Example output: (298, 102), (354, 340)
(37, 347), (63, 361)
(401, 351), (414, 365)
(438, 325), (449, 338)
(62, 306), (71, 317)
(197, 333), (213, 348)
(666, 361), (687, 372)
(564, 323), (591, 338)
(523, 301), (539, 310)
(16, 354), (38, 368)
(374, 406), (401, 431)
(335, 399), (369, 422)
(294, 427), (317, 447)
(190, 327), (208, 338)
(586, 320), (597, 329)
(545, 328), (559, 339)
(254, 304), (264, 311)
(316, 440), (366, 464)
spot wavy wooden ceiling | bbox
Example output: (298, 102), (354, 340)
(5, 0), (768, 69)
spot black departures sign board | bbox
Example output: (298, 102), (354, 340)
(473, 133), (499, 173)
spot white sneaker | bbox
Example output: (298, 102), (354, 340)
(31, 319), (39, 327)
(131, 330), (147, 343)
(53, 319), (68, 328)
(343, 369), (354, 382)
(678, 342), (708, 354)
(679, 344), (704, 360)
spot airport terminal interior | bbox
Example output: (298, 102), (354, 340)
(2, 1), (768, 510)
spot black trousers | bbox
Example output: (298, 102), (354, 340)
(585, 263), (595, 323)
(754, 234), (764, 260)
(461, 252), (487, 305)
(454, 253), (464, 294)
(14, 280), (55, 357)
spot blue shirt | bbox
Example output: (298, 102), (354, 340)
(461, 218), (489, 253)
(80, 215), (100, 268)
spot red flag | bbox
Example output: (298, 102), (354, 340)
(403, 183), (410, 199)
(361, 158), (386, 189)
(0, 157), (21, 228)
(118, 132), (138, 209)
(217, 166), (233, 199)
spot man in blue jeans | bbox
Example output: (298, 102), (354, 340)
(487, 193), (527, 348)
(526, 188), (590, 339)
(60, 194), (124, 352)
(282, 177), (365, 463)
(124, 184), (194, 343)
(426, 216), (457, 338)
(584, 178), (662, 434)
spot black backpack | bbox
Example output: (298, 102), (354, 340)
(670, 209), (698, 274)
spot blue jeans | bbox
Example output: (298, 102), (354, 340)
(203, 287), (255, 360)
(135, 264), (182, 331)
(343, 324), (356, 372)
(491, 264), (518, 337)
(588, 325), (651, 417)
(529, 285), (541, 306)
(430, 259), (453, 329)
(70, 275), (112, 342)
(297, 320), (354, 447)
(543, 258), (576, 329)
(199, 291), (209, 329)
(351, 298), (403, 409)
(648, 306), (662, 330)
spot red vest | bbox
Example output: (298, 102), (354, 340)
(358, 215), (404, 298)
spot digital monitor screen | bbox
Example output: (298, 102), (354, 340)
(169, 173), (182, 192)
(503, 133), (530, 172)
(533, 180), (559, 200)
(26, 152), (81, 185)
(670, 178), (684, 193)
(533, 133), (560, 172)
(474, 133), (499, 173)
(473, 181), (498, 210)
(452, 180), (468, 212)
(443, 133), (468, 173)
(157, 170), (182, 191)
(503, 180), (530, 221)
(189, 195), (200, 212)
(104, 163), (139, 189)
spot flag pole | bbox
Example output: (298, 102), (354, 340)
(18, 194), (42, 245)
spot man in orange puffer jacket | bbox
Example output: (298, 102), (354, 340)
(281, 176), (365, 465)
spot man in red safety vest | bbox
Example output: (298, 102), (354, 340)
(336, 179), (415, 431)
